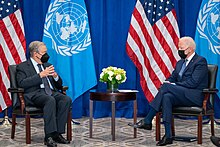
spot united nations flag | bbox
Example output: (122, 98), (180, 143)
(43, 0), (97, 101)
(195, 0), (220, 118)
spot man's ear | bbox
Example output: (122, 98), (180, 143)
(185, 47), (191, 54)
(34, 51), (39, 56)
(189, 47), (193, 53)
(33, 52), (39, 59)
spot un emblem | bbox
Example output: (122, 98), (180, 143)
(44, 0), (91, 56)
(197, 0), (220, 55)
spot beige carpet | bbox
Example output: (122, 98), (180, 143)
(0, 117), (219, 147)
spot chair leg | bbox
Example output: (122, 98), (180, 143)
(11, 113), (16, 139)
(25, 114), (31, 144)
(67, 111), (72, 141)
(197, 115), (202, 144)
(210, 115), (215, 136)
(171, 116), (175, 137)
(156, 113), (161, 141)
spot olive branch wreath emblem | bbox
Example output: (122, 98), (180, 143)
(43, 0), (91, 56)
(197, 0), (220, 55)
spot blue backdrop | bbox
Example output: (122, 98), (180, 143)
(1, 0), (219, 119)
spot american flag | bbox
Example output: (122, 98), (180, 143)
(0, 0), (26, 112)
(126, 0), (180, 102)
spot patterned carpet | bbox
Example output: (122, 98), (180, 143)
(0, 117), (219, 147)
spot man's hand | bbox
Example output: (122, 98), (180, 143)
(52, 72), (58, 78)
(39, 65), (55, 78)
(163, 80), (176, 85)
(163, 80), (170, 84)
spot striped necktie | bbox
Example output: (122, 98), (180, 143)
(37, 64), (52, 95)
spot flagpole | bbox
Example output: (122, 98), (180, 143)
(0, 108), (12, 127)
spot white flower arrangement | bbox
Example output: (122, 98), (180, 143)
(99, 66), (127, 84)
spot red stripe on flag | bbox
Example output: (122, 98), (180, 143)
(134, 8), (169, 77)
(171, 9), (179, 47)
(10, 11), (26, 53)
(0, 45), (10, 79)
(126, 43), (154, 101)
(0, 74), (12, 108)
(133, 7), (171, 77)
(152, 20), (177, 71)
(0, 3), (26, 112)
(126, 0), (179, 102)
(129, 25), (162, 89)
(0, 19), (22, 64)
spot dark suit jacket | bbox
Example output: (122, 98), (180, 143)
(166, 53), (208, 106)
(16, 59), (63, 105)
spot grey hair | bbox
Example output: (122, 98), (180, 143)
(29, 41), (45, 57)
(180, 36), (196, 50)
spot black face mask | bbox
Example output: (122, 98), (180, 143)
(178, 50), (187, 59)
(40, 53), (50, 63)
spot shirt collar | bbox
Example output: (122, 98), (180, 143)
(30, 57), (39, 67)
(186, 52), (195, 62)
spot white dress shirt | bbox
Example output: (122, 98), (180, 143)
(185, 52), (195, 66)
(30, 58), (58, 89)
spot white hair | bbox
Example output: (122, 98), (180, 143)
(179, 36), (196, 50)
(29, 41), (45, 57)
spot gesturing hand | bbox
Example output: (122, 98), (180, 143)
(39, 65), (55, 78)
(52, 72), (58, 78)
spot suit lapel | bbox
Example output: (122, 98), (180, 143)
(183, 54), (198, 73)
(27, 59), (37, 75)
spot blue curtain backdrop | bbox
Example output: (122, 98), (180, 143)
(1, 0), (219, 119)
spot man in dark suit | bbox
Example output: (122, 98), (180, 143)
(131, 37), (208, 146)
(16, 41), (72, 147)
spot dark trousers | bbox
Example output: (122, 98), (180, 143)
(31, 89), (72, 135)
(150, 83), (201, 123)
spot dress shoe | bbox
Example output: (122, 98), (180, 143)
(53, 134), (70, 144)
(133, 119), (152, 130)
(156, 135), (173, 146)
(210, 136), (220, 147)
(44, 137), (57, 147)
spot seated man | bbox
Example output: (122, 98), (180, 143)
(16, 41), (72, 147)
(130, 37), (208, 146)
(211, 136), (220, 147)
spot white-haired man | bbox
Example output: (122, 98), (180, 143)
(130, 37), (208, 146)
(16, 41), (72, 147)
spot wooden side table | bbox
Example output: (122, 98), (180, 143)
(89, 90), (138, 141)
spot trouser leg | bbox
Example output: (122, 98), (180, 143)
(31, 91), (57, 135)
(53, 92), (72, 134)
(161, 86), (199, 137)
(144, 107), (157, 124)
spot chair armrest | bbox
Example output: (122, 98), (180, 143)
(8, 88), (24, 93)
(8, 87), (25, 114)
(202, 88), (218, 93)
(62, 86), (69, 91)
(61, 86), (68, 95)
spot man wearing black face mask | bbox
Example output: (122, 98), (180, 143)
(16, 41), (72, 147)
(129, 37), (208, 146)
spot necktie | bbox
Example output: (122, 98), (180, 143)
(179, 59), (187, 78)
(37, 64), (52, 95)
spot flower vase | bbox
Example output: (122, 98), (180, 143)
(107, 82), (119, 92)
